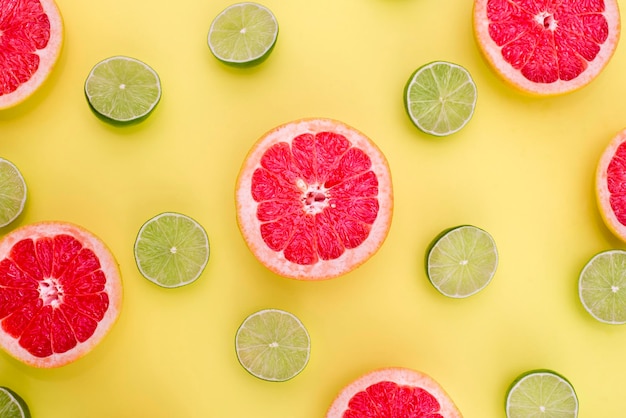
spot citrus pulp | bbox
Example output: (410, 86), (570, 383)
(0, 222), (122, 368)
(473, 0), (620, 95)
(235, 118), (393, 280)
(325, 367), (462, 417)
(0, 0), (63, 109)
(505, 369), (578, 417)
(596, 128), (626, 242)
(578, 249), (626, 324)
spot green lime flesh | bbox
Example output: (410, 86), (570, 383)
(235, 309), (310, 382)
(134, 212), (210, 288)
(0, 158), (27, 228)
(84, 56), (161, 123)
(506, 370), (578, 418)
(404, 61), (477, 136)
(426, 225), (498, 298)
(0, 387), (31, 418)
(579, 249), (626, 324)
(208, 2), (279, 66)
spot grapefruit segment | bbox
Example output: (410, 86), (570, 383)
(0, 0), (64, 109)
(474, 0), (620, 95)
(325, 367), (463, 418)
(235, 118), (393, 280)
(0, 222), (122, 368)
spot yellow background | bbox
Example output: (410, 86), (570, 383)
(2, 0), (626, 416)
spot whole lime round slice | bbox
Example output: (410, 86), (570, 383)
(579, 249), (626, 324)
(505, 370), (578, 417)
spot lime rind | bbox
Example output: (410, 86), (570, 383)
(235, 308), (310, 382)
(134, 212), (210, 288)
(208, 2), (279, 66)
(404, 61), (477, 136)
(84, 56), (162, 124)
(0, 158), (27, 228)
(505, 369), (578, 418)
(579, 249), (626, 324)
(0, 387), (31, 418)
(426, 225), (498, 298)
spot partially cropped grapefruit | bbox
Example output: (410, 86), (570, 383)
(473, 0), (620, 96)
(0, 0), (64, 110)
(325, 367), (463, 418)
(596, 128), (626, 242)
(235, 118), (393, 280)
(0, 222), (122, 368)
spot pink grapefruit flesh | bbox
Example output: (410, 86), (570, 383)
(0, 0), (64, 110)
(325, 367), (463, 418)
(0, 222), (122, 368)
(596, 128), (626, 242)
(473, 0), (620, 95)
(235, 118), (393, 280)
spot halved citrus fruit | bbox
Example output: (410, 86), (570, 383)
(0, 158), (27, 228)
(325, 367), (463, 417)
(473, 0), (620, 96)
(235, 118), (393, 280)
(578, 249), (626, 324)
(0, 222), (122, 368)
(596, 128), (626, 242)
(505, 369), (578, 417)
(0, 0), (64, 110)
(0, 386), (30, 418)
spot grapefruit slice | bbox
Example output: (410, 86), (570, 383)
(0, 0), (64, 110)
(325, 367), (463, 418)
(596, 128), (626, 242)
(0, 222), (122, 368)
(235, 118), (393, 280)
(473, 0), (620, 96)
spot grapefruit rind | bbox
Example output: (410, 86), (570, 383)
(235, 118), (393, 280)
(473, 0), (621, 96)
(596, 128), (626, 242)
(325, 367), (463, 418)
(0, 222), (122, 368)
(0, 0), (64, 110)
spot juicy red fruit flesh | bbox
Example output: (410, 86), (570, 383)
(607, 141), (626, 226)
(486, 0), (609, 83)
(251, 131), (380, 265)
(344, 381), (443, 418)
(0, 0), (51, 95)
(0, 234), (109, 358)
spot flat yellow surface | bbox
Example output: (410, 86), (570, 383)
(2, 0), (626, 417)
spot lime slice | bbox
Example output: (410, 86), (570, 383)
(404, 61), (477, 136)
(0, 158), (27, 228)
(208, 2), (279, 66)
(0, 387), (31, 418)
(84, 56), (161, 124)
(235, 308), (310, 382)
(505, 370), (578, 418)
(579, 249), (626, 324)
(134, 212), (210, 288)
(426, 225), (498, 298)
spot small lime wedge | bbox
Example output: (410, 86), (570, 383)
(579, 249), (626, 324)
(0, 158), (27, 228)
(426, 225), (498, 298)
(235, 309), (310, 382)
(208, 2), (279, 66)
(84, 56), (161, 124)
(134, 212), (210, 288)
(505, 370), (578, 418)
(0, 387), (31, 418)
(404, 61), (477, 136)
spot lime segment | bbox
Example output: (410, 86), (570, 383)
(0, 158), (27, 228)
(426, 225), (498, 298)
(506, 370), (578, 418)
(0, 387), (30, 418)
(579, 250), (626, 324)
(235, 309), (310, 382)
(134, 212), (210, 288)
(404, 61), (477, 136)
(84, 56), (161, 123)
(208, 2), (278, 65)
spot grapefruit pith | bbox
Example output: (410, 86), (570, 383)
(325, 367), (463, 418)
(235, 118), (393, 280)
(0, 0), (64, 110)
(473, 0), (620, 96)
(596, 128), (626, 242)
(0, 222), (122, 368)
